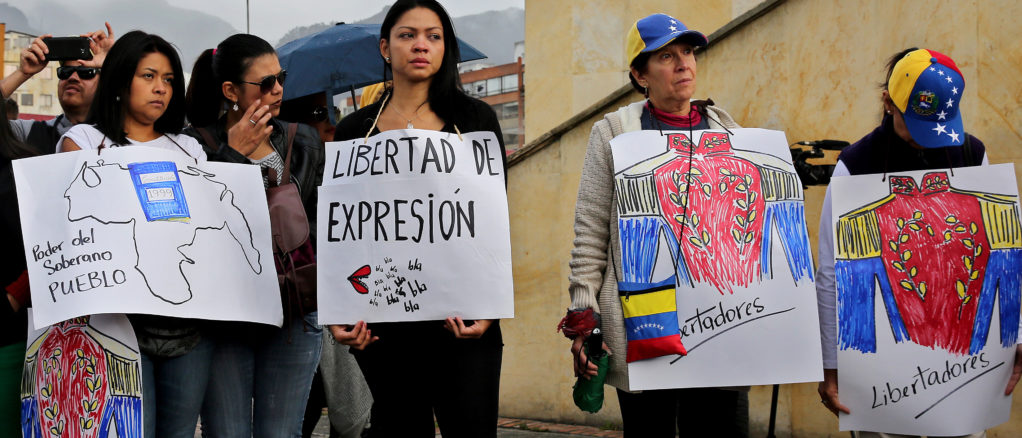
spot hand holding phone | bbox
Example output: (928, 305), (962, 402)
(41, 37), (92, 62)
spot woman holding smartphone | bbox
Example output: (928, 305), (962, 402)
(57, 30), (209, 438)
(330, 1), (506, 437)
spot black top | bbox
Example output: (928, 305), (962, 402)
(838, 114), (985, 176)
(333, 96), (505, 345)
(184, 117), (324, 227)
(334, 97), (507, 178)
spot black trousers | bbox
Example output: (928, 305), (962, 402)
(352, 321), (503, 438)
(617, 387), (749, 438)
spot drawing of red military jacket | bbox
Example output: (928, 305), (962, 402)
(835, 171), (1022, 355)
(611, 130), (814, 361)
(21, 316), (142, 438)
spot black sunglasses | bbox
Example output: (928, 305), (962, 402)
(56, 66), (101, 80)
(239, 70), (286, 93)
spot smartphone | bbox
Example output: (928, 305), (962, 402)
(42, 37), (92, 61)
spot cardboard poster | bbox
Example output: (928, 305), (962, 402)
(21, 311), (143, 438)
(317, 129), (513, 324)
(610, 128), (822, 389)
(13, 146), (282, 328)
(831, 164), (1021, 435)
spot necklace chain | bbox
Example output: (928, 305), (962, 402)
(389, 101), (429, 129)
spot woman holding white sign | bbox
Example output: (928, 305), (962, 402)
(330, 1), (506, 437)
(815, 48), (1022, 437)
(183, 33), (324, 437)
(562, 13), (749, 437)
(56, 30), (211, 438)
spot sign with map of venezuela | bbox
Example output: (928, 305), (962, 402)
(14, 146), (282, 328)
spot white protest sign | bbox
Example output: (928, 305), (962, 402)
(318, 129), (513, 324)
(22, 311), (143, 437)
(610, 128), (822, 389)
(831, 164), (1021, 435)
(14, 146), (282, 328)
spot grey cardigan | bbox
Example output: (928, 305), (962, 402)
(568, 100), (740, 390)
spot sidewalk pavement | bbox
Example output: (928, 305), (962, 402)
(304, 415), (624, 437)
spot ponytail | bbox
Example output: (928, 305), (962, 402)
(184, 34), (276, 128)
(185, 48), (220, 127)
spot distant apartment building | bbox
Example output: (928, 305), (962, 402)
(460, 59), (524, 152)
(3, 28), (61, 118)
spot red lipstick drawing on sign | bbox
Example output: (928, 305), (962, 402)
(348, 265), (371, 294)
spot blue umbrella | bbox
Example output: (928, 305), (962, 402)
(277, 23), (487, 101)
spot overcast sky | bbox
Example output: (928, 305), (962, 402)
(5, 0), (524, 44)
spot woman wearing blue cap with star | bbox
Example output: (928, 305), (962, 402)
(815, 48), (1022, 437)
(561, 12), (748, 437)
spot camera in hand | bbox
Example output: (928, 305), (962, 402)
(790, 139), (849, 187)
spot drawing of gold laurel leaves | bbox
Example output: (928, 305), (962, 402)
(702, 184), (712, 198)
(719, 181), (728, 194)
(732, 228), (743, 244)
(918, 282), (927, 298)
(736, 215), (746, 227)
(80, 416), (94, 430)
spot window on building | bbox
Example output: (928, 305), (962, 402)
(40, 94), (53, 107)
(39, 67), (52, 79)
(20, 94), (33, 106)
(502, 74), (518, 93)
(486, 78), (500, 96)
(502, 101), (519, 119)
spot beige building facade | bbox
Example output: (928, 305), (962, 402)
(503, 0), (1022, 436)
(3, 29), (61, 117)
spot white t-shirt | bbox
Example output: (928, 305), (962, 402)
(58, 124), (207, 162)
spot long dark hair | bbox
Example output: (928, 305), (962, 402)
(186, 34), (276, 127)
(380, 0), (472, 125)
(87, 30), (187, 144)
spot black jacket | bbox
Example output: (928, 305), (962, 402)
(838, 114), (985, 176)
(184, 117), (325, 229)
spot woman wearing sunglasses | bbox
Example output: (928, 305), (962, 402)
(330, 1), (506, 436)
(56, 30), (210, 438)
(183, 33), (324, 437)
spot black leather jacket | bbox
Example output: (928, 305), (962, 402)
(183, 117), (324, 235)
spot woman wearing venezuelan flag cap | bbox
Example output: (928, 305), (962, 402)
(815, 48), (1022, 437)
(560, 12), (748, 437)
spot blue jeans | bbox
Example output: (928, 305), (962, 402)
(141, 336), (215, 438)
(201, 312), (322, 438)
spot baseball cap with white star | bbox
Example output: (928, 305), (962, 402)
(888, 49), (965, 148)
(626, 13), (708, 67)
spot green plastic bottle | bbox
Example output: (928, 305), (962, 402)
(572, 328), (609, 413)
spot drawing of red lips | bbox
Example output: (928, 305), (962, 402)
(348, 265), (371, 294)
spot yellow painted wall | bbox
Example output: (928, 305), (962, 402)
(507, 0), (1022, 435)
(523, 0), (737, 143)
